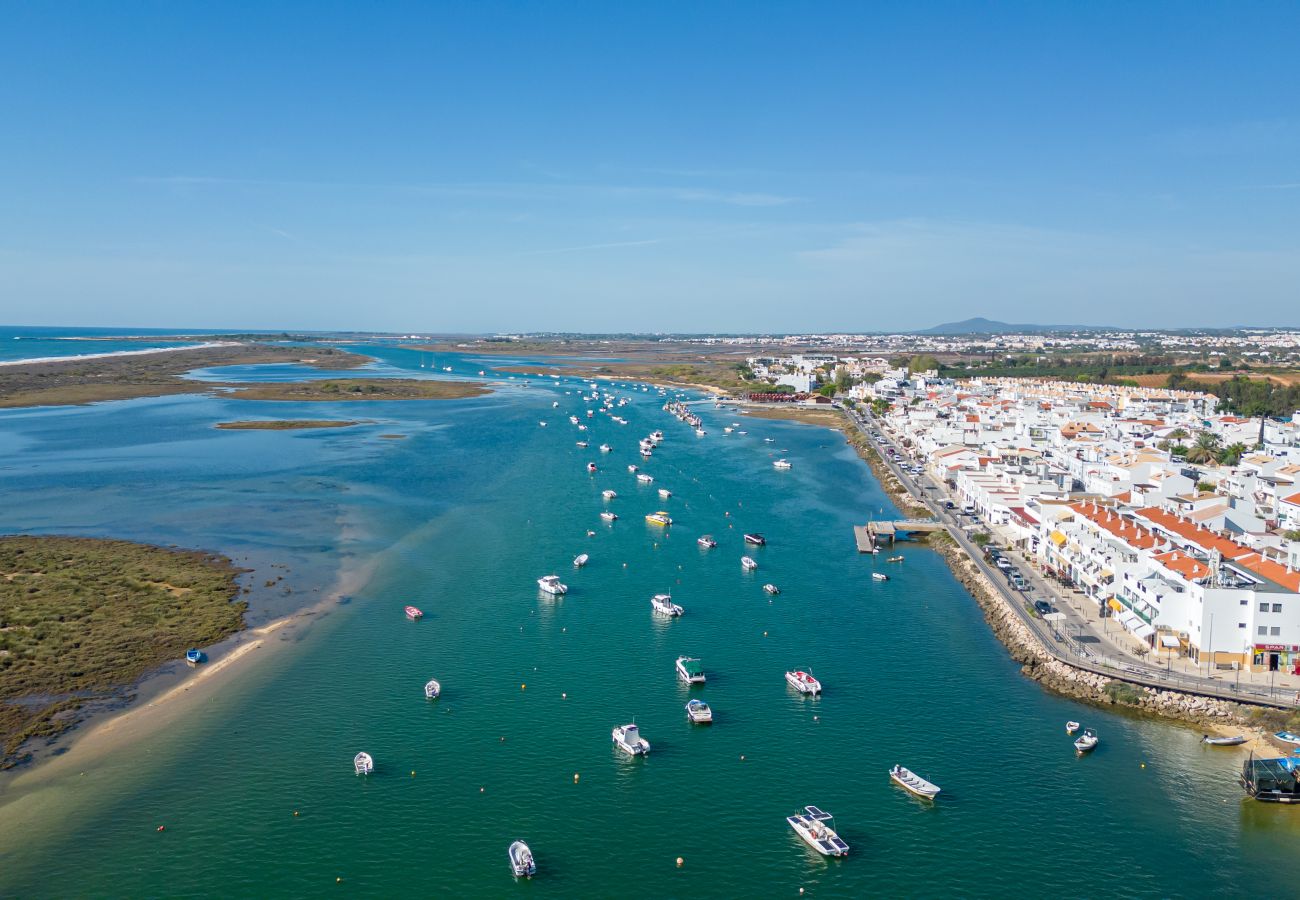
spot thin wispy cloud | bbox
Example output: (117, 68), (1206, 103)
(523, 238), (663, 255)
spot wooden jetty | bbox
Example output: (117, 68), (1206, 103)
(856, 520), (945, 551)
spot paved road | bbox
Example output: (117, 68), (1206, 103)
(848, 408), (1300, 710)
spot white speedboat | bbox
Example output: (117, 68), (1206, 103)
(612, 722), (650, 755)
(787, 806), (848, 856)
(602, 489), (618, 500)
(637, 473), (654, 483)
(872, 572), (889, 582)
(890, 765), (940, 799)
(354, 751), (374, 775)
(785, 669), (821, 694)
(569, 416), (579, 425)
(650, 430), (664, 443)
(424, 678), (441, 699)
(538, 575), (568, 596)
(765, 437), (775, 442)
(741, 556), (758, 571)
(724, 426), (733, 433)
(763, 583), (780, 595)
(1065, 721), (1080, 735)
(697, 535), (717, 548)
(509, 840), (536, 877)
(651, 593), (684, 616)
(658, 488), (672, 499)
(773, 459), (792, 470)
(573, 553), (589, 568)
(645, 511), (672, 526)
(685, 699), (713, 723)
(744, 533), (767, 546)
(538, 421), (547, 428)
(600, 511), (618, 522)
(627, 464), (639, 473)
(640, 447), (653, 458)
(576, 441), (589, 448)
(599, 444), (612, 453)
(676, 656), (706, 684)
(1074, 729), (1099, 754)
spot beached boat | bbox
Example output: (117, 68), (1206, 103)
(741, 556), (758, 571)
(537, 575), (568, 596)
(602, 489), (617, 500)
(787, 806), (849, 857)
(1066, 721), (1080, 735)
(872, 572), (889, 582)
(508, 840), (536, 878)
(697, 535), (717, 548)
(637, 473), (654, 483)
(685, 699), (713, 723)
(763, 583), (780, 595)
(890, 765), (941, 799)
(658, 488), (672, 499)
(1203, 734), (1246, 746)
(773, 459), (792, 470)
(573, 553), (589, 568)
(1074, 728), (1099, 754)
(645, 510), (672, 526)
(600, 511), (618, 522)
(1275, 731), (1300, 746)
(612, 722), (650, 755)
(744, 533), (767, 546)
(424, 678), (441, 699)
(405, 605), (423, 620)
(185, 648), (203, 666)
(354, 751), (374, 775)
(651, 593), (684, 616)
(785, 669), (822, 694)
(676, 656), (706, 684)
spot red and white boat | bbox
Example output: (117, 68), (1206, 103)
(785, 669), (821, 694)
(405, 605), (424, 620)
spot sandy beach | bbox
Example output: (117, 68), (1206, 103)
(0, 341), (238, 367)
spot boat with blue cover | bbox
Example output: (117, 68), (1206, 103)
(185, 648), (203, 666)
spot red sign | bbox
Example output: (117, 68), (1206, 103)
(1255, 644), (1288, 652)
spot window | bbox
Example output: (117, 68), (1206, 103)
(1274, 604), (1283, 613)
(1258, 626), (1268, 636)
(1271, 627), (1281, 637)
(1260, 602), (1270, 612)
(1239, 622), (1247, 628)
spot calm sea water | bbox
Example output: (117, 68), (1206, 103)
(1, 347), (1298, 897)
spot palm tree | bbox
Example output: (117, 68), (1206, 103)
(1185, 431), (1221, 465)
(1217, 442), (1247, 466)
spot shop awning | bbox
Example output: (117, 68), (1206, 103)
(1160, 635), (1181, 649)
(1100, 569), (1114, 580)
(1107, 598), (1124, 613)
(1132, 622), (1156, 640)
(1049, 530), (1067, 546)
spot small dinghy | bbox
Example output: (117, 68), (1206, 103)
(573, 553), (589, 568)
(602, 489), (618, 500)
(424, 679), (441, 699)
(1274, 731), (1300, 746)
(890, 765), (941, 799)
(872, 572), (889, 582)
(404, 605), (423, 620)
(763, 583), (780, 595)
(354, 751), (374, 775)
(185, 648), (203, 666)
(1074, 728), (1099, 754)
(1203, 734), (1247, 746)
(508, 840), (536, 878)
(1066, 721), (1081, 734)
(586, 462), (597, 473)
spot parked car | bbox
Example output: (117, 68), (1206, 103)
(1011, 575), (1028, 591)
(1033, 599), (1052, 615)
(996, 558), (1013, 570)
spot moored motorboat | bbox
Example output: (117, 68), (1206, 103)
(676, 656), (706, 684)
(658, 488), (672, 499)
(743, 532), (767, 546)
(763, 583), (780, 595)
(354, 751), (374, 775)
(637, 473), (655, 483)
(697, 535), (717, 548)
(645, 510), (672, 526)
(1066, 721), (1081, 735)
(600, 511), (618, 522)
(573, 553), (589, 568)
(576, 441), (589, 448)
(586, 462), (597, 473)
(872, 572), (889, 582)
(787, 806), (849, 856)
(685, 699), (713, 723)
(887, 555), (904, 563)
(773, 459), (792, 470)
(1203, 734), (1247, 746)
(651, 593), (684, 616)
(890, 765), (941, 799)
(185, 648), (203, 666)
(602, 489), (618, 500)
(508, 840), (536, 878)
(741, 555), (758, 571)
(424, 678), (441, 699)
(627, 464), (639, 473)
(599, 444), (612, 453)
(1074, 728), (1099, 753)
(538, 421), (547, 427)
(537, 575), (568, 595)
(785, 669), (822, 694)
(405, 605), (423, 620)
(612, 722), (650, 755)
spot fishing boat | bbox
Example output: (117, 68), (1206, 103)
(741, 556), (758, 571)
(637, 473), (654, 483)
(586, 462), (597, 473)
(1203, 734), (1247, 746)
(353, 751), (374, 775)
(405, 605), (423, 620)
(508, 840), (536, 878)
(1074, 728), (1099, 754)
(785, 669), (822, 694)
(651, 593), (684, 616)
(1066, 721), (1081, 735)
(773, 459), (792, 470)
(600, 511), (618, 522)
(1275, 731), (1300, 746)
(573, 553), (589, 568)
(185, 648), (203, 666)
(676, 656), (706, 684)
(743, 533), (767, 546)
(658, 488), (672, 499)
(645, 510), (672, 526)
(872, 572), (889, 582)
(685, 699), (713, 723)
(602, 489), (618, 500)
(697, 535), (717, 548)
(786, 806), (849, 857)
(537, 575), (568, 596)
(612, 722), (651, 755)
(890, 765), (941, 799)
(424, 678), (441, 699)
(763, 583), (780, 595)
(627, 464), (639, 473)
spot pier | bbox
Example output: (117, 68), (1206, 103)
(855, 519), (945, 550)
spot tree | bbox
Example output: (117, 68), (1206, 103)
(870, 398), (891, 416)
(1217, 442), (1247, 466)
(1186, 431), (1221, 465)
(972, 532), (991, 547)
(1169, 427), (1189, 440)
(818, 383), (837, 398)
(908, 354), (939, 374)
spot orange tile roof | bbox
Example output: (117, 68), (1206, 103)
(1153, 550), (1212, 582)
(1068, 502), (1161, 550)
(1138, 507), (1300, 592)
(1280, 491), (1300, 507)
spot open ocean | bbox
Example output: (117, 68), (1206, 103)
(1, 344), (1298, 897)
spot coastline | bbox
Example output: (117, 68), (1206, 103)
(0, 341), (239, 367)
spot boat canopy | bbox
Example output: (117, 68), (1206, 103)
(680, 658), (704, 675)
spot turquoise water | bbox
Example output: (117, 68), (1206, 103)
(1, 349), (1298, 897)
(0, 326), (235, 363)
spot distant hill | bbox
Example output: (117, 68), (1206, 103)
(920, 317), (1106, 335)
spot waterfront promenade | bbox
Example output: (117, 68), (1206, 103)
(852, 409), (1300, 710)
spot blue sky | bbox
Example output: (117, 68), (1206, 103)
(1, 1), (1298, 332)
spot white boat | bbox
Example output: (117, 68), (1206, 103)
(724, 426), (733, 433)
(538, 421), (547, 427)
(576, 441), (589, 448)
(872, 572), (889, 582)
(787, 806), (849, 856)
(763, 583), (780, 595)
(602, 489), (618, 500)
(697, 535), (717, 548)
(650, 431), (664, 442)
(569, 416), (579, 425)
(765, 437), (775, 442)
(658, 488), (672, 499)
(600, 511), (618, 522)
(537, 575), (568, 595)
(424, 679), (441, 699)
(1065, 721), (1081, 735)
(599, 444), (612, 453)
(773, 459), (792, 470)
(695, 427), (706, 436)
(573, 553), (589, 568)
(645, 510), (672, 526)
(612, 722), (651, 755)
(685, 699), (713, 723)
(651, 593), (684, 616)
(508, 840), (536, 877)
(741, 556), (758, 571)
(637, 473), (654, 483)
(1074, 729), (1099, 754)
(785, 669), (821, 694)
(627, 464), (639, 473)
(552, 401), (559, 407)
(1203, 734), (1247, 746)
(890, 765), (940, 799)
(676, 656), (706, 684)
(354, 751), (374, 775)
(577, 424), (587, 431)
(586, 462), (597, 473)
(640, 447), (653, 458)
